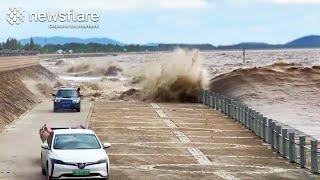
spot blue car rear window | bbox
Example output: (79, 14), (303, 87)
(56, 90), (78, 98)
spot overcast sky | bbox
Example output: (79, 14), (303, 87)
(0, 0), (320, 45)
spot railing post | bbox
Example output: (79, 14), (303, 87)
(215, 94), (218, 109)
(237, 103), (240, 121)
(270, 121), (275, 148)
(249, 108), (253, 130)
(241, 105), (245, 125)
(263, 117), (267, 141)
(240, 106), (243, 124)
(260, 115), (264, 139)
(237, 103), (241, 121)
(224, 98), (228, 115)
(204, 90), (208, 105)
(299, 136), (306, 168)
(247, 109), (251, 130)
(256, 114), (260, 137)
(282, 129), (288, 158)
(239, 104), (242, 122)
(202, 90), (205, 105)
(311, 139), (318, 174)
(250, 109), (254, 130)
(222, 96), (224, 113)
(288, 132), (295, 163)
(275, 125), (281, 152)
(220, 95), (223, 113)
(231, 99), (234, 118)
(217, 94), (220, 110)
(236, 102), (240, 121)
(228, 99), (231, 117)
(245, 107), (249, 128)
(227, 98), (231, 117)
(267, 119), (273, 144)
(234, 102), (237, 120)
(254, 111), (258, 134)
(213, 94), (218, 110)
(209, 93), (213, 108)
(257, 113), (262, 137)
(203, 91), (206, 105)
(254, 112), (258, 135)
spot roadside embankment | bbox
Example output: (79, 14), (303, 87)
(0, 64), (56, 130)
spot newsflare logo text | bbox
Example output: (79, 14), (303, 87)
(5, 8), (100, 29)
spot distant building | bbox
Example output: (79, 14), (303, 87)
(57, 49), (64, 54)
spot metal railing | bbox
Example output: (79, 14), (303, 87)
(201, 90), (320, 174)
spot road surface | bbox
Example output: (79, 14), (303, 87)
(0, 100), (318, 180)
(0, 101), (91, 180)
(90, 101), (318, 180)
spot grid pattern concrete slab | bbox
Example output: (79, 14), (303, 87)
(89, 101), (318, 180)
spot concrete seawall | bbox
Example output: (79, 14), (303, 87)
(0, 56), (39, 72)
(0, 56), (55, 130)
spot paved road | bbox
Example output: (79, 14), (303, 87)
(90, 101), (318, 180)
(0, 101), (91, 180)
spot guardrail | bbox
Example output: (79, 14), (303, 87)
(201, 90), (319, 174)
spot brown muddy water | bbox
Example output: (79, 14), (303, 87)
(41, 49), (320, 139)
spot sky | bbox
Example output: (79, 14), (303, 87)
(0, 0), (320, 45)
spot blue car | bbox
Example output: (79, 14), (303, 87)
(53, 88), (81, 112)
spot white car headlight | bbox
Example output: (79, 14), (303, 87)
(54, 99), (60, 103)
(72, 99), (80, 103)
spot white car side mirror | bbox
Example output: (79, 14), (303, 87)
(41, 143), (49, 150)
(103, 143), (111, 149)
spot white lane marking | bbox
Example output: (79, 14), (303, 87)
(187, 147), (212, 165)
(214, 171), (241, 180)
(173, 130), (191, 143)
(163, 119), (178, 128)
(150, 103), (160, 109)
(151, 103), (212, 165)
(155, 109), (168, 118)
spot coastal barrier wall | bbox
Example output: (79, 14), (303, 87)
(0, 56), (39, 72)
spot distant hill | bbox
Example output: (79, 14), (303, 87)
(285, 35), (320, 48)
(19, 36), (124, 46)
(216, 35), (320, 50)
(217, 42), (278, 50)
(17, 35), (320, 51)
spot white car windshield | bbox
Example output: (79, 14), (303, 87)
(53, 134), (101, 150)
(56, 90), (78, 98)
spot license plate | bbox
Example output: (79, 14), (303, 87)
(63, 104), (70, 108)
(73, 169), (90, 176)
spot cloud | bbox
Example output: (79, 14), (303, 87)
(158, 0), (212, 9)
(273, 0), (320, 4)
(0, 0), (213, 11)
(226, 0), (320, 6)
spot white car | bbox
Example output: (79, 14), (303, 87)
(41, 128), (111, 179)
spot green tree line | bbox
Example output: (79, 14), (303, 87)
(1, 37), (215, 53)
